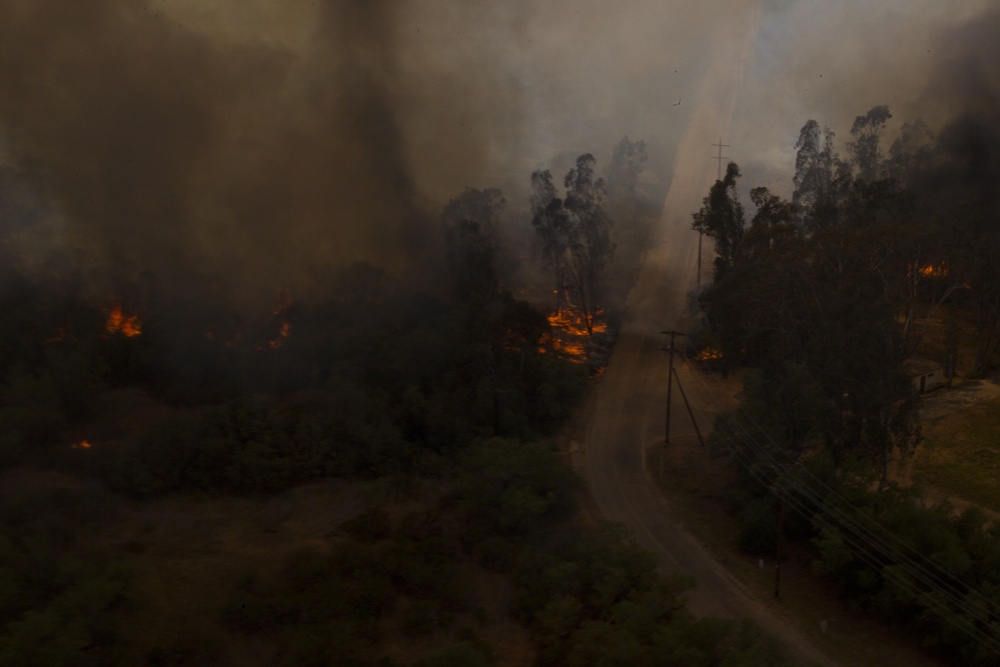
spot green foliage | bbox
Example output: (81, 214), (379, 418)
(0, 489), (133, 667)
(735, 497), (778, 556)
(692, 162), (745, 280)
(442, 188), (505, 304)
(0, 366), (66, 460)
(508, 520), (793, 667)
(220, 507), (486, 664)
(457, 438), (580, 537)
(106, 388), (417, 496)
(804, 485), (1000, 663)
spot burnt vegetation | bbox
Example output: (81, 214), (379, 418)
(693, 105), (1000, 664)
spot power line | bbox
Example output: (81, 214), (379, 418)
(676, 355), (1000, 654)
(704, 407), (1000, 652)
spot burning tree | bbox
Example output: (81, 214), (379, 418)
(530, 154), (615, 337)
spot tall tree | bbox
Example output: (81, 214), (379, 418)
(531, 170), (571, 311)
(605, 137), (647, 202)
(442, 187), (505, 304)
(801, 228), (920, 486)
(887, 119), (935, 183)
(531, 155), (616, 337)
(697, 186), (806, 368)
(846, 105), (893, 182)
(563, 154), (615, 336)
(743, 187), (797, 259)
(691, 161), (745, 279)
(792, 120), (839, 229)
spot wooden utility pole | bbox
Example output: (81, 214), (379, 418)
(658, 330), (706, 476)
(711, 139), (730, 180)
(696, 227), (703, 295)
(775, 488), (786, 599)
(661, 330), (684, 445)
(670, 365), (706, 448)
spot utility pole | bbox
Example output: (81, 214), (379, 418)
(661, 330), (684, 446)
(696, 225), (703, 295)
(775, 487), (786, 599)
(670, 364), (705, 449)
(659, 330), (706, 477)
(711, 139), (730, 181)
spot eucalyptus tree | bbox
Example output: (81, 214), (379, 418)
(531, 154), (616, 336)
(691, 161), (745, 280)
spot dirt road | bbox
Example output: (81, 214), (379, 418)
(575, 2), (841, 664)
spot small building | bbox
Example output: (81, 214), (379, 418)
(903, 358), (946, 393)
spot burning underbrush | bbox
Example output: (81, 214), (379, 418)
(542, 306), (614, 375)
(105, 304), (142, 337)
(696, 346), (723, 362)
(908, 262), (949, 279)
(0, 261), (604, 474)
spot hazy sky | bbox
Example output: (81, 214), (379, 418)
(734, 0), (995, 193)
(0, 0), (995, 305)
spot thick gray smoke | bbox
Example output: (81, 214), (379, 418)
(0, 0), (996, 310)
(0, 0), (712, 307)
(0, 1), (440, 307)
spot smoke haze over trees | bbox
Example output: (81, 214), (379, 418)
(1, 1), (999, 664)
(0, 0), (995, 313)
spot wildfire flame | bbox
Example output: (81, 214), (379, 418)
(697, 347), (723, 361)
(543, 308), (608, 362)
(266, 321), (291, 350)
(547, 309), (608, 338)
(106, 304), (142, 337)
(71, 440), (92, 449)
(257, 288), (293, 350)
(909, 262), (948, 279)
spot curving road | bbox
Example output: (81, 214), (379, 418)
(576, 2), (840, 665)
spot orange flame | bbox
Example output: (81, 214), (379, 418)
(71, 440), (92, 449)
(547, 309), (608, 337)
(106, 304), (142, 337)
(544, 308), (607, 363)
(908, 262), (948, 279)
(697, 347), (723, 361)
(266, 321), (291, 350)
(258, 289), (293, 350)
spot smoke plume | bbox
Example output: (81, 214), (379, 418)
(0, 0), (997, 312)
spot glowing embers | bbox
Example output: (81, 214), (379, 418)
(696, 347), (723, 361)
(908, 262), (948, 279)
(543, 307), (608, 362)
(257, 288), (293, 351)
(265, 321), (292, 350)
(106, 304), (142, 337)
(45, 328), (68, 343)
